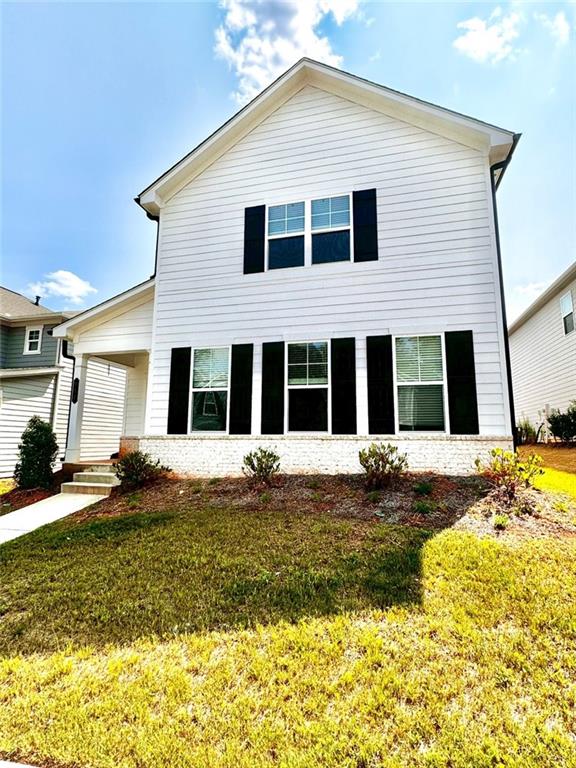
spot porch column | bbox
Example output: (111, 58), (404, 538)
(65, 353), (89, 462)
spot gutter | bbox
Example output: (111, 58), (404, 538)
(61, 339), (76, 461)
(134, 196), (160, 279)
(490, 133), (521, 447)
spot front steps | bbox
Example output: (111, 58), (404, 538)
(61, 464), (120, 496)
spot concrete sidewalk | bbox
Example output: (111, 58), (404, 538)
(0, 492), (107, 545)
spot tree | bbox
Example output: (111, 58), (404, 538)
(14, 416), (59, 489)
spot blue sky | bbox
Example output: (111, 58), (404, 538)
(1, 1), (574, 320)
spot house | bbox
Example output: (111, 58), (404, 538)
(0, 286), (127, 477)
(53, 58), (519, 475)
(509, 261), (576, 438)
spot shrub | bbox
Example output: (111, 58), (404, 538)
(516, 418), (539, 445)
(412, 499), (436, 515)
(413, 480), (433, 496)
(359, 442), (408, 490)
(259, 491), (271, 504)
(548, 401), (576, 443)
(14, 416), (59, 490)
(366, 490), (381, 504)
(113, 451), (170, 491)
(493, 513), (510, 531)
(242, 447), (280, 485)
(475, 448), (544, 503)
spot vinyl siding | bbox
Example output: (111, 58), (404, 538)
(79, 358), (127, 461)
(73, 295), (153, 356)
(53, 351), (74, 461)
(510, 278), (576, 433)
(3, 324), (59, 368)
(149, 85), (509, 436)
(0, 326), (9, 366)
(123, 354), (148, 435)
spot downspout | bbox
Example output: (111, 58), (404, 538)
(134, 196), (160, 279)
(61, 339), (76, 460)
(490, 133), (521, 447)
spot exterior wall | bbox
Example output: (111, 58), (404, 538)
(123, 354), (148, 435)
(134, 434), (512, 477)
(72, 294), (153, 356)
(0, 325), (9, 367)
(52, 346), (74, 461)
(149, 85), (510, 439)
(80, 358), (128, 460)
(2, 323), (59, 368)
(510, 277), (576, 433)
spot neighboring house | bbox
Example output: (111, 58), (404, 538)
(509, 262), (576, 438)
(53, 59), (519, 475)
(0, 286), (127, 477)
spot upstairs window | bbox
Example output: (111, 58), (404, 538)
(560, 291), (574, 335)
(23, 326), (43, 355)
(191, 347), (230, 432)
(267, 201), (305, 270)
(395, 335), (446, 432)
(311, 195), (351, 264)
(287, 341), (329, 432)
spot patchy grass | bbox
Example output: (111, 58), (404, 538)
(535, 467), (576, 501)
(1, 492), (576, 767)
(518, 444), (576, 474)
(0, 479), (15, 496)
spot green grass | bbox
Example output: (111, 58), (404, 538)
(1, 504), (575, 768)
(534, 467), (576, 500)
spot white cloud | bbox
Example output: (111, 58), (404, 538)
(534, 10), (571, 46)
(27, 270), (97, 307)
(506, 281), (549, 322)
(214, 0), (360, 104)
(369, 49), (381, 62)
(453, 6), (523, 64)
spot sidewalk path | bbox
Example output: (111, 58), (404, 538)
(0, 493), (106, 545)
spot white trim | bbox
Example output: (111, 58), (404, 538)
(22, 325), (43, 355)
(188, 345), (231, 434)
(285, 339), (331, 435)
(0, 366), (59, 379)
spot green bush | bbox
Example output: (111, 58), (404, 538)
(548, 401), (576, 443)
(475, 448), (543, 503)
(14, 416), (58, 490)
(366, 490), (381, 504)
(359, 442), (408, 490)
(242, 447), (280, 485)
(516, 418), (539, 445)
(412, 499), (436, 515)
(413, 480), (433, 496)
(493, 513), (510, 531)
(114, 451), (170, 491)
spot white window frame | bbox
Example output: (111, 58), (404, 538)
(188, 345), (231, 434)
(392, 333), (450, 435)
(285, 339), (331, 434)
(23, 325), (43, 355)
(265, 193), (354, 271)
(560, 290), (574, 335)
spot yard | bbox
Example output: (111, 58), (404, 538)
(1, 472), (576, 768)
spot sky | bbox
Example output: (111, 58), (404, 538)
(1, 0), (574, 321)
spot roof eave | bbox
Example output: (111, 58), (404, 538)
(509, 261), (576, 334)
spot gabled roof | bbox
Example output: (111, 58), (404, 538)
(0, 285), (60, 322)
(509, 261), (576, 335)
(137, 57), (519, 216)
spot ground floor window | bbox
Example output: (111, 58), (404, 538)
(191, 347), (230, 431)
(395, 335), (446, 431)
(287, 341), (329, 431)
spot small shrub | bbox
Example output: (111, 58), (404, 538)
(475, 448), (544, 504)
(412, 499), (436, 515)
(359, 442), (408, 490)
(310, 491), (323, 503)
(493, 513), (510, 531)
(127, 492), (142, 509)
(306, 479), (321, 490)
(208, 477), (220, 486)
(259, 491), (271, 504)
(14, 416), (59, 490)
(189, 481), (203, 494)
(114, 451), (170, 491)
(366, 490), (381, 504)
(554, 500), (570, 515)
(516, 418), (539, 445)
(548, 401), (576, 443)
(413, 480), (433, 496)
(242, 447), (280, 485)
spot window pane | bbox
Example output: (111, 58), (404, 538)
(288, 364), (307, 385)
(193, 348), (229, 389)
(308, 342), (327, 363)
(564, 313), (574, 335)
(395, 337), (419, 382)
(268, 202), (304, 236)
(286, 216), (305, 233)
(191, 391), (227, 431)
(268, 219), (285, 235)
(308, 363), (328, 384)
(331, 195), (349, 212)
(331, 210), (350, 227)
(268, 205), (285, 221)
(269, 236), (305, 269)
(28, 341), (39, 351)
(28, 330), (40, 340)
(287, 201), (304, 218)
(311, 213), (330, 230)
(288, 343), (307, 365)
(396, 336), (442, 383)
(312, 198), (330, 215)
(312, 195), (350, 230)
(398, 385), (444, 431)
(560, 292), (573, 317)
(312, 231), (350, 264)
(289, 388), (328, 431)
(418, 336), (443, 381)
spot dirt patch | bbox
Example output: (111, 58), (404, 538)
(518, 444), (576, 474)
(1, 487), (54, 514)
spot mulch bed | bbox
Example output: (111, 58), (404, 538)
(0, 487), (54, 515)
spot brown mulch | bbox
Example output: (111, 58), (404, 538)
(518, 444), (576, 474)
(0, 487), (54, 514)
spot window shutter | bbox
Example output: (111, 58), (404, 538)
(229, 344), (253, 434)
(244, 205), (265, 274)
(353, 189), (378, 262)
(167, 347), (191, 434)
(445, 331), (479, 434)
(331, 338), (357, 434)
(261, 341), (285, 434)
(367, 335), (394, 434)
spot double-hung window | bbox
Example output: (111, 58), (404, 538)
(395, 335), (446, 432)
(287, 341), (329, 431)
(267, 201), (305, 269)
(190, 347), (230, 432)
(560, 291), (574, 335)
(23, 326), (42, 355)
(311, 194), (351, 264)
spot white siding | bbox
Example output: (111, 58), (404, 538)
(0, 375), (56, 478)
(123, 354), (148, 435)
(510, 277), (576, 433)
(80, 359), (127, 460)
(53, 353), (73, 461)
(73, 294), (153, 356)
(149, 85), (510, 437)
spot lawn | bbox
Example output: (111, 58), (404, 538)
(518, 444), (576, 500)
(1, 478), (576, 768)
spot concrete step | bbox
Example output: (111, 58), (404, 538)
(73, 472), (120, 485)
(85, 464), (116, 474)
(61, 482), (114, 496)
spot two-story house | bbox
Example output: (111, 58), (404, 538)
(53, 59), (519, 475)
(0, 286), (127, 477)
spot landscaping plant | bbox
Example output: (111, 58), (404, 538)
(14, 416), (58, 489)
(516, 417), (541, 445)
(359, 442), (408, 489)
(242, 447), (281, 485)
(547, 401), (576, 443)
(114, 450), (170, 491)
(475, 448), (544, 504)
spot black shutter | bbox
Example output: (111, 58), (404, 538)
(229, 344), (253, 434)
(445, 331), (479, 435)
(367, 335), (394, 434)
(244, 205), (265, 274)
(331, 338), (357, 434)
(261, 341), (285, 434)
(353, 189), (378, 262)
(167, 347), (191, 434)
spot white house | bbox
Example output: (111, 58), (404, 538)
(509, 261), (576, 437)
(53, 59), (519, 475)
